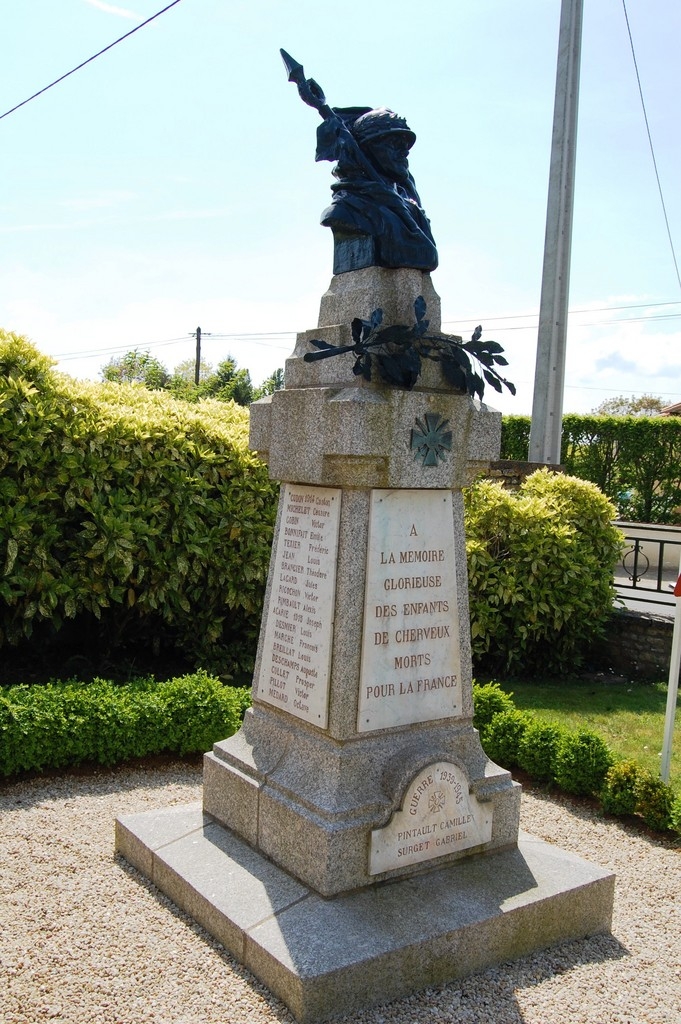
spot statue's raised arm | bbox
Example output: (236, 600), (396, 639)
(280, 49), (438, 275)
(280, 49), (332, 118)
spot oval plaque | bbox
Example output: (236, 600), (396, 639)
(369, 761), (493, 875)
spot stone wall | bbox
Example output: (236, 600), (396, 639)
(594, 609), (675, 681)
(486, 459), (563, 490)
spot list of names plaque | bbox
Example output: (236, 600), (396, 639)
(357, 489), (462, 732)
(257, 484), (341, 728)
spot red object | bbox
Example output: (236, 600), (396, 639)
(674, 574), (681, 598)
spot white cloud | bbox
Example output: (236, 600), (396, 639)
(82, 0), (142, 20)
(59, 190), (138, 211)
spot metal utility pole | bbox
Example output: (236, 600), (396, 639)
(528, 0), (584, 464)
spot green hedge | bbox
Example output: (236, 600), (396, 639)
(473, 682), (681, 835)
(0, 332), (278, 676)
(0, 672), (251, 776)
(464, 470), (623, 674)
(3, 671), (679, 838)
(501, 413), (681, 524)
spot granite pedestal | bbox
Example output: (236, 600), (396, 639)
(116, 267), (614, 1021)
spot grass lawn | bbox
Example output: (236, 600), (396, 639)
(493, 676), (681, 793)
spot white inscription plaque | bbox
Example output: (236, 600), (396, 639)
(357, 489), (462, 732)
(257, 484), (341, 728)
(369, 762), (493, 875)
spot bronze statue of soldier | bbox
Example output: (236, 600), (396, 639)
(281, 49), (438, 275)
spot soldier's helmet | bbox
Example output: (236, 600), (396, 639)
(350, 108), (416, 149)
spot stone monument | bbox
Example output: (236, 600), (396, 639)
(116, 52), (614, 1024)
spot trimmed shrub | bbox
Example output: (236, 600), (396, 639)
(482, 708), (532, 769)
(0, 672), (250, 777)
(501, 413), (681, 525)
(471, 681), (515, 739)
(553, 729), (615, 797)
(0, 332), (278, 677)
(517, 720), (565, 782)
(670, 795), (681, 837)
(464, 470), (623, 675)
(472, 683), (677, 834)
(601, 760), (641, 816)
(635, 771), (675, 833)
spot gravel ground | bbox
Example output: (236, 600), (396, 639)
(1, 760), (679, 1024)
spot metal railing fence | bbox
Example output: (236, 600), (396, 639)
(613, 521), (681, 613)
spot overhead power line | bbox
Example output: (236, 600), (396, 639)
(55, 336), (189, 361)
(442, 299), (681, 327)
(54, 333), (295, 363)
(454, 313), (681, 334)
(564, 383), (681, 395)
(51, 299), (681, 363)
(0, 0), (184, 122)
(621, 0), (681, 293)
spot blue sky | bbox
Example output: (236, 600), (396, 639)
(2, 0), (680, 414)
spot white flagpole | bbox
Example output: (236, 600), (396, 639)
(660, 558), (681, 783)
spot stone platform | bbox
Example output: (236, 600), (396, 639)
(116, 804), (615, 1024)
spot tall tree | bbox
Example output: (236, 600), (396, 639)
(592, 394), (666, 417)
(206, 359), (254, 405)
(101, 349), (170, 389)
(173, 357), (213, 383)
(254, 367), (284, 399)
(100, 349), (256, 406)
(170, 355), (254, 406)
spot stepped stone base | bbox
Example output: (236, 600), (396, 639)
(116, 804), (615, 1024)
